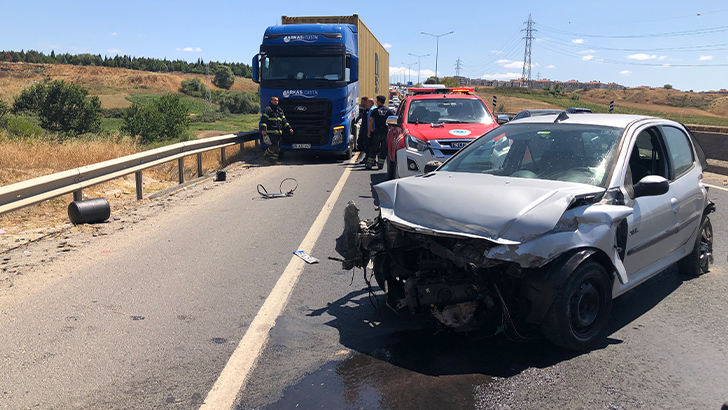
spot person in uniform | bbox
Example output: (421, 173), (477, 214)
(357, 97), (374, 164)
(260, 96), (293, 165)
(366, 95), (394, 170)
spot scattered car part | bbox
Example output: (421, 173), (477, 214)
(68, 198), (110, 224)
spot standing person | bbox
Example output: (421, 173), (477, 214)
(356, 97), (370, 164)
(366, 95), (394, 170)
(260, 96), (293, 165)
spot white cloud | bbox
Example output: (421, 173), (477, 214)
(662, 64), (671, 67)
(111, 32), (117, 36)
(383, 43), (392, 49)
(572, 39), (584, 44)
(582, 55), (595, 61)
(627, 53), (657, 60)
(183, 47), (202, 52)
(107, 49), (122, 54)
(658, 56), (667, 60)
(620, 70), (631, 75)
(481, 72), (523, 80)
(699, 55), (713, 61)
(490, 50), (503, 54)
(546, 65), (556, 69)
(497, 59), (524, 69)
(578, 49), (595, 54)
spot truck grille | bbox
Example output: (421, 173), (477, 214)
(277, 99), (332, 146)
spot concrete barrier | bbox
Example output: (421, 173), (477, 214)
(687, 127), (728, 175)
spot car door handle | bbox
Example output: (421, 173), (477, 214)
(670, 197), (679, 214)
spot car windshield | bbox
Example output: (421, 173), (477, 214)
(407, 98), (494, 124)
(440, 123), (624, 187)
(262, 55), (344, 80)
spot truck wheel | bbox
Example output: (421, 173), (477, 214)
(678, 214), (713, 277)
(541, 260), (612, 351)
(343, 140), (353, 160)
(386, 156), (396, 180)
(277, 151), (285, 159)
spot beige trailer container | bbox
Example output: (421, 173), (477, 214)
(281, 15), (389, 101)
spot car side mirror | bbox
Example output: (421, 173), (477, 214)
(633, 175), (669, 198)
(497, 114), (509, 124)
(386, 115), (399, 127)
(424, 160), (442, 173)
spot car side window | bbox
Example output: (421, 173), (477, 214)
(660, 126), (694, 180)
(633, 128), (669, 179)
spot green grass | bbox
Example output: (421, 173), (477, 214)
(100, 117), (124, 132)
(126, 93), (212, 115)
(477, 88), (728, 127)
(189, 113), (259, 133)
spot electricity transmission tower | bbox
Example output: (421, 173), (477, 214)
(455, 57), (463, 77)
(521, 14), (536, 88)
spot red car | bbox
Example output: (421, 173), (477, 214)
(385, 87), (500, 179)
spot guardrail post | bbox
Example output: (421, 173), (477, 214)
(221, 147), (226, 164)
(197, 153), (203, 177)
(135, 171), (143, 200)
(178, 158), (185, 184)
(73, 190), (82, 202)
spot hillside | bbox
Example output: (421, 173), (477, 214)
(0, 62), (258, 107)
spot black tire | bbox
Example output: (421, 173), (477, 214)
(542, 260), (612, 351)
(343, 140), (354, 160)
(277, 151), (285, 159)
(678, 215), (713, 277)
(386, 155), (396, 180)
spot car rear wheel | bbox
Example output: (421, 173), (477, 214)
(678, 214), (713, 277)
(542, 260), (612, 351)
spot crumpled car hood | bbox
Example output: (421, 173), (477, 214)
(374, 172), (605, 244)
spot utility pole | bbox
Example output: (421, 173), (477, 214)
(422, 31), (454, 84)
(402, 62), (417, 85)
(455, 57), (463, 78)
(521, 14), (536, 88)
(408, 52), (430, 86)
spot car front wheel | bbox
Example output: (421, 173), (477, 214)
(678, 214), (713, 276)
(542, 259), (612, 351)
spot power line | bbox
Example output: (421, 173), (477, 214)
(538, 42), (728, 67)
(540, 37), (728, 53)
(537, 23), (728, 39)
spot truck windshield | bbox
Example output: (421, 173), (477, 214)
(262, 56), (344, 81)
(407, 98), (494, 125)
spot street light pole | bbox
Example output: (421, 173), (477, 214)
(402, 62), (417, 85)
(421, 31), (453, 84)
(408, 52), (429, 86)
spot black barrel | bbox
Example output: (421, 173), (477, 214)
(216, 170), (226, 182)
(68, 198), (111, 224)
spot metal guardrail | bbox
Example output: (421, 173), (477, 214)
(0, 131), (259, 215)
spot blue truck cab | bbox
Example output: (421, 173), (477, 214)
(252, 23), (360, 157)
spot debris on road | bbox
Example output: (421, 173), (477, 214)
(256, 178), (298, 199)
(293, 250), (319, 264)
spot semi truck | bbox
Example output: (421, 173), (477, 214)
(252, 15), (389, 157)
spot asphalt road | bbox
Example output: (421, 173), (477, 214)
(1, 152), (727, 410)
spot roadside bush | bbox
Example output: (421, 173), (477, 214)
(180, 78), (209, 98)
(12, 80), (102, 134)
(0, 114), (44, 138)
(121, 94), (191, 143)
(213, 66), (235, 90)
(570, 92), (580, 101)
(192, 110), (226, 123)
(216, 90), (259, 114)
(0, 98), (8, 117)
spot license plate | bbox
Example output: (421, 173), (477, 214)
(292, 144), (311, 149)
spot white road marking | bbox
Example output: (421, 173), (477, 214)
(705, 183), (728, 192)
(200, 154), (360, 410)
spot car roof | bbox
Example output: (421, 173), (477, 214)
(506, 113), (666, 128)
(409, 93), (483, 100)
(520, 109), (562, 113)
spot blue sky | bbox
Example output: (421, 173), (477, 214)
(2, 0), (727, 91)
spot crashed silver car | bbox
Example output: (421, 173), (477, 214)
(337, 113), (715, 350)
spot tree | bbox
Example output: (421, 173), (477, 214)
(440, 77), (459, 88)
(216, 91), (259, 114)
(424, 76), (438, 85)
(180, 78), (208, 98)
(12, 80), (102, 134)
(122, 94), (191, 143)
(213, 65), (235, 89)
(664, 84), (673, 89)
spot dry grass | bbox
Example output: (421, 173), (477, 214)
(97, 94), (132, 109)
(0, 131), (259, 233)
